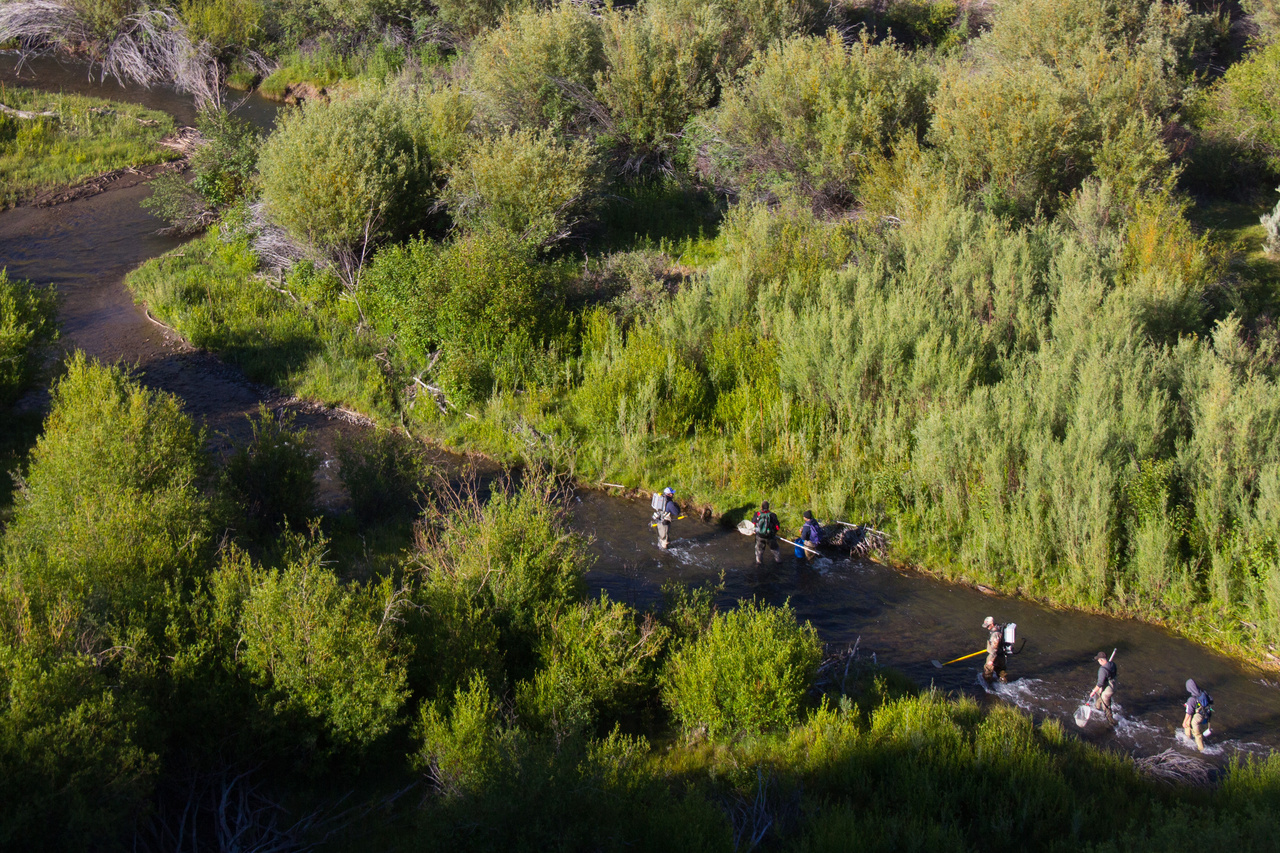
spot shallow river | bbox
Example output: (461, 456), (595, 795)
(2, 53), (1276, 763)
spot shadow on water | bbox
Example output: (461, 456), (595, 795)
(2, 52), (1276, 766)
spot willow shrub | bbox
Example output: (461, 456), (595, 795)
(2, 355), (209, 647)
(595, 2), (723, 169)
(364, 231), (574, 403)
(517, 593), (669, 737)
(651, 0), (828, 71)
(443, 127), (599, 244)
(930, 0), (1196, 213)
(0, 270), (56, 408)
(335, 429), (430, 524)
(417, 475), (589, 681)
(0, 650), (157, 853)
(258, 90), (433, 259)
(573, 306), (712, 439)
(236, 535), (410, 750)
(1207, 41), (1280, 175)
(662, 600), (821, 739)
(698, 32), (935, 208)
(469, 1), (605, 131)
(218, 404), (316, 539)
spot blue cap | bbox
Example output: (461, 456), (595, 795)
(663, 487), (674, 496)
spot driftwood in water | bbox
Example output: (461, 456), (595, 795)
(0, 102), (58, 119)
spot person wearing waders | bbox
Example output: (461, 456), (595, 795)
(652, 487), (680, 550)
(752, 500), (781, 564)
(798, 510), (823, 563)
(1182, 679), (1213, 752)
(1088, 651), (1117, 725)
(981, 616), (1008, 683)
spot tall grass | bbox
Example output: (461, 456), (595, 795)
(0, 87), (176, 207)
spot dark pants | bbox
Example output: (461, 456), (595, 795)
(755, 535), (780, 563)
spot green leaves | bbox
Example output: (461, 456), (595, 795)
(0, 270), (56, 409)
(238, 537), (410, 748)
(443, 127), (600, 244)
(662, 600), (821, 739)
(700, 33), (935, 207)
(258, 92), (432, 257)
(3, 355), (209, 647)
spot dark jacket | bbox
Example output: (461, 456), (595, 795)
(801, 519), (823, 545)
(1096, 661), (1116, 690)
(753, 510), (780, 539)
(1184, 679), (1212, 717)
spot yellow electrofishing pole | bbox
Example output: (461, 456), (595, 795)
(930, 649), (988, 668)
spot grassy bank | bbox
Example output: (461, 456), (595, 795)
(0, 87), (177, 207)
(126, 212), (1280, 672)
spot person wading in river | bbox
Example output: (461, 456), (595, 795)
(981, 616), (1008, 684)
(752, 500), (781, 564)
(652, 487), (680, 550)
(1182, 679), (1214, 752)
(1088, 651), (1117, 725)
(797, 510), (823, 562)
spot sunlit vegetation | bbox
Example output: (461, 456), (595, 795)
(0, 87), (176, 206)
(1, 357), (1279, 849)
(110, 0), (1280, 662)
(6, 0), (1280, 844)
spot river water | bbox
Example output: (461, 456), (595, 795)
(2, 54), (1276, 763)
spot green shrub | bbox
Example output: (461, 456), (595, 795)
(573, 307), (713, 439)
(335, 429), (430, 523)
(517, 593), (669, 735)
(0, 650), (157, 852)
(469, 1), (606, 130)
(237, 534), (410, 749)
(651, 0), (828, 69)
(178, 0), (264, 54)
(1209, 41), (1280, 175)
(414, 672), (509, 797)
(444, 127), (599, 243)
(1243, 0), (1280, 42)
(218, 404), (316, 538)
(835, 0), (967, 48)
(258, 91), (432, 260)
(698, 33), (935, 207)
(364, 231), (573, 402)
(418, 474), (589, 678)
(929, 0), (1195, 213)
(434, 0), (521, 40)
(595, 3), (723, 169)
(2, 355), (208, 634)
(143, 107), (262, 232)
(0, 270), (56, 408)
(662, 599), (821, 739)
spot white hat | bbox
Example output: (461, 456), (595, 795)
(982, 616), (995, 627)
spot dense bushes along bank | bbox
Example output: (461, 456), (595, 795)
(88, 0), (1280, 660)
(2, 355), (1279, 849)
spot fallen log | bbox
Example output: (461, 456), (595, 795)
(0, 103), (58, 119)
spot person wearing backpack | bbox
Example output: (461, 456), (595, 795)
(652, 487), (680, 550)
(752, 500), (781, 564)
(1182, 679), (1213, 752)
(981, 616), (1008, 684)
(798, 510), (823, 563)
(1088, 651), (1117, 725)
